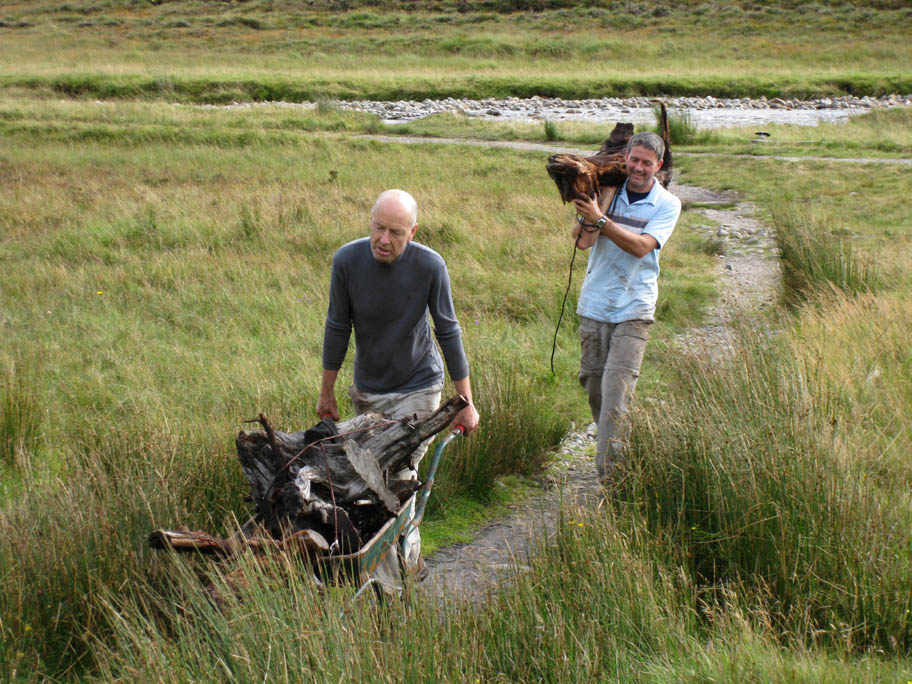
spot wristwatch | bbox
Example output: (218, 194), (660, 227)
(596, 215), (608, 229)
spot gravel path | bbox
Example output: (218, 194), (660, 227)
(422, 425), (602, 604)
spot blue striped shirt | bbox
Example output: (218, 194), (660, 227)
(577, 179), (681, 323)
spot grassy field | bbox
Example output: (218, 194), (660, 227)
(2, 1), (912, 681)
(2, 1), (912, 101)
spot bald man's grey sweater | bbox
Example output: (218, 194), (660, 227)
(322, 239), (469, 395)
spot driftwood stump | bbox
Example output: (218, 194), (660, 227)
(545, 102), (673, 203)
(149, 394), (468, 561)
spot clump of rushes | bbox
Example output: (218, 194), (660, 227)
(427, 360), (567, 511)
(773, 202), (881, 306)
(0, 363), (41, 469)
(544, 119), (559, 141)
(622, 315), (912, 653)
(652, 104), (719, 146)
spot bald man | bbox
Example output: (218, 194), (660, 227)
(318, 189), (479, 587)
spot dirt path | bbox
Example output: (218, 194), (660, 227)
(409, 147), (782, 603)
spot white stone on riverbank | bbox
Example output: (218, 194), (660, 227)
(332, 94), (912, 128)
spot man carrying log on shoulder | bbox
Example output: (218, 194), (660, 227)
(317, 188), (480, 583)
(570, 132), (681, 485)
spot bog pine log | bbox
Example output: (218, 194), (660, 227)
(545, 102), (673, 204)
(149, 394), (468, 559)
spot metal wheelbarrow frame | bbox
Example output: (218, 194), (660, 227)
(314, 427), (462, 598)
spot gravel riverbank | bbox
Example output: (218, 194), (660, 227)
(334, 93), (912, 128)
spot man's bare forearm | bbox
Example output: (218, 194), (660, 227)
(316, 369), (340, 419)
(452, 376), (480, 434)
(572, 191), (657, 258)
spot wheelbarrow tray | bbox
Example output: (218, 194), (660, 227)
(312, 427), (461, 587)
(315, 492), (416, 585)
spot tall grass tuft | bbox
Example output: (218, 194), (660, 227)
(623, 315), (912, 653)
(653, 104), (718, 146)
(0, 363), (41, 469)
(0, 416), (243, 679)
(428, 361), (567, 512)
(773, 203), (881, 306)
(543, 119), (558, 141)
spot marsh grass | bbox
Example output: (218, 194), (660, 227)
(1, 28), (911, 675)
(623, 307), (912, 653)
(90, 501), (702, 682)
(91, 496), (912, 681)
(773, 203), (881, 306)
(3, 96), (703, 679)
(2, 2), (911, 102)
(0, 363), (41, 469)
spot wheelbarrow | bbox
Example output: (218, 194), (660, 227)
(314, 426), (463, 599)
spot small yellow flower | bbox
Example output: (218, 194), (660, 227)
(97, 291), (104, 295)
(577, 522), (583, 527)
(24, 625), (31, 632)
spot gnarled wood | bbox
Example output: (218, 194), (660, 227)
(148, 527), (329, 558)
(149, 394), (468, 560)
(546, 103), (673, 203)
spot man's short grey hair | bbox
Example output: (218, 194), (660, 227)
(626, 131), (665, 161)
(372, 189), (418, 228)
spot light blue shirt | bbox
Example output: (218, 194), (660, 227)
(577, 179), (681, 323)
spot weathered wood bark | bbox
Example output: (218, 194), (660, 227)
(235, 394), (467, 553)
(148, 527), (329, 557)
(546, 102), (673, 203)
(149, 394), (468, 559)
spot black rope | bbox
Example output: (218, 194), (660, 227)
(550, 233), (582, 376)
(550, 190), (620, 375)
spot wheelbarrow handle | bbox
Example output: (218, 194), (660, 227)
(405, 427), (463, 535)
